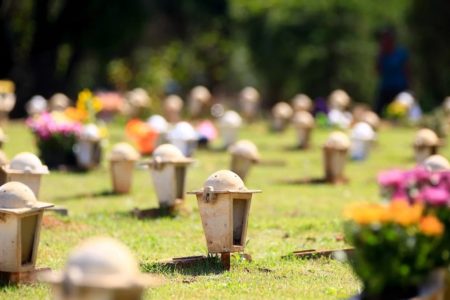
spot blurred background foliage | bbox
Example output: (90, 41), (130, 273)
(0, 0), (448, 115)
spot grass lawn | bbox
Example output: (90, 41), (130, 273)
(1, 120), (445, 299)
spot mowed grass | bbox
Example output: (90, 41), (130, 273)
(1, 120), (447, 299)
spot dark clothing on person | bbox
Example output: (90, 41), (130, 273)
(375, 46), (409, 115)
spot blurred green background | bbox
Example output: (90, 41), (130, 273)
(1, 0), (449, 114)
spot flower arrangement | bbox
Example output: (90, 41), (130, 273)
(344, 200), (444, 298)
(26, 111), (82, 168)
(386, 100), (409, 120)
(125, 119), (158, 155)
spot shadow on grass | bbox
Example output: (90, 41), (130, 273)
(141, 255), (226, 276)
(112, 208), (181, 220)
(52, 189), (118, 202)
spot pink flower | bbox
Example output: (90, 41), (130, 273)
(421, 187), (449, 206)
(378, 170), (405, 187)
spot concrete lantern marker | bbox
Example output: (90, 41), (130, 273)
(292, 111), (315, 149)
(0, 152), (49, 197)
(74, 124), (102, 170)
(413, 128), (440, 164)
(328, 89), (351, 111)
(229, 140), (260, 181)
(188, 85), (211, 118)
(49, 93), (70, 112)
(350, 122), (376, 161)
(124, 88), (151, 117)
(163, 95), (184, 123)
(423, 155), (450, 172)
(188, 170), (260, 269)
(0, 80), (16, 125)
(219, 110), (242, 148)
(40, 237), (162, 300)
(167, 122), (198, 157)
(135, 144), (194, 219)
(271, 102), (293, 132)
(239, 87), (260, 121)
(26, 95), (48, 117)
(0, 182), (53, 283)
(146, 115), (169, 147)
(291, 94), (313, 113)
(323, 131), (350, 184)
(361, 111), (380, 131)
(109, 143), (140, 194)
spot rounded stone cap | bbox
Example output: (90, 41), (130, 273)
(110, 143), (140, 161)
(396, 91), (415, 108)
(146, 115), (169, 133)
(164, 95), (183, 111)
(26, 95), (48, 115)
(272, 102), (293, 119)
(240, 87), (260, 103)
(414, 128), (439, 147)
(328, 89), (351, 110)
(229, 140), (260, 161)
(49, 93), (70, 111)
(219, 110), (242, 128)
(351, 122), (375, 141)
(292, 111), (314, 128)
(8, 152), (49, 174)
(291, 94), (312, 112)
(324, 131), (351, 150)
(0, 182), (52, 213)
(152, 144), (185, 162)
(190, 86), (211, 103)
(204, 170), (245, 191)
(41, 237), (162, 289)
(423, 155), (450, 172)
(361, 111), (380, 130)
(167, 122), (198, 141)
(126, 88), (151, 108)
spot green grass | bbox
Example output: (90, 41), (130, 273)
(1, 121), (448, 299)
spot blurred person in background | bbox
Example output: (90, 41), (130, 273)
(375, 27), (411, 116)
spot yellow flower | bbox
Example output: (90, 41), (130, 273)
(420, 216), (444, 236)
(390, 201), (423, 226)
(344, 203), (390, 225)
(76, 89), (103, 113)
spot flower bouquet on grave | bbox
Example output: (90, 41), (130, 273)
(26, 111), (82, 169)
(344, 200), (445, 299)
(69, 89), (108, 170)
